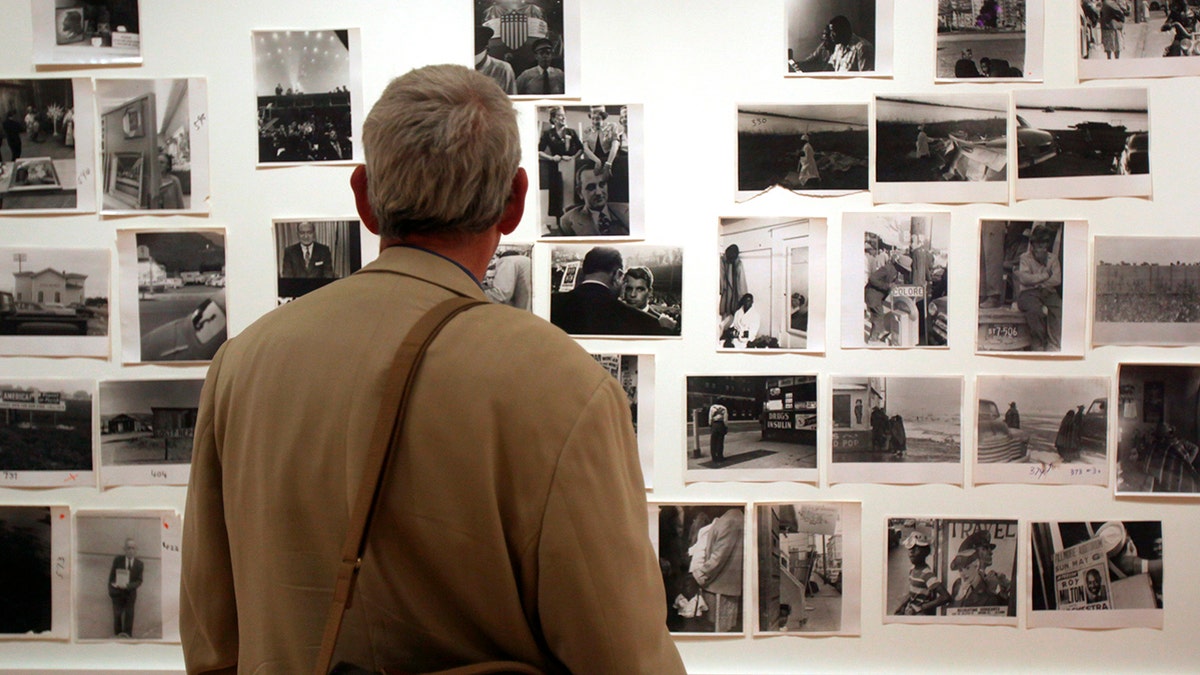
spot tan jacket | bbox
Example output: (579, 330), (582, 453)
(181, 246), (684, 675)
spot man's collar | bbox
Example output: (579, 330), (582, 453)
(360, 245), (488, 299)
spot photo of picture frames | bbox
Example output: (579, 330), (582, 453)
(3, 0), (1199, 668)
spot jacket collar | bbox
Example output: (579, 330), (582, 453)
(356, 245), (488, 301)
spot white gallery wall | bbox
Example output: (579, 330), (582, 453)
(1, 0), (1199, 672)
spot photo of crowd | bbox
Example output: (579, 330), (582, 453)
(549, 244), (680, 337)
(736, 105), (868, 194)
(254, 30), (356, 164)
(937, 0), (1030, 79)
(655, 504), (746, 634)
(1079, 0), (1200, 77)
(1094, 236), (1200, 345)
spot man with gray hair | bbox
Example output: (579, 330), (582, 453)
(181, 65), (683, 674)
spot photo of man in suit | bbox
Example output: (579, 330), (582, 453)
(108, 538), (143, 638)
(281, 222), (334, 278)
(550, 246), (668, 336)
(554, 163), (629, 236)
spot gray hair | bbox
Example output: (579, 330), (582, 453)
(362, 64), (520, 238)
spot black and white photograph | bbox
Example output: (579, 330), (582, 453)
(784, 0), (893, 76)
(1094, 236), (1200, 346)
(275, 219), (362, 304)
(474, 0), (578, 97)
(736, 104), (868, 196)
(936, 0), (1043, 80)
(0, 505), (70, 640)
(483, 243), (533, 311)
(32, 0), (141, 66)
(254, 29), (361, 165)
(97, 78), (208, 213)
(873, 93), (1009, 203)
(99, 378), (204, 487)
(1116, 363), (1200, 496)
(591, 353), (654, 487)
(754, 502), (861, 636)
(685, 375), (818, 483)
(117, 229), (226, 364)
(74, 510), (181, 642)
(0, 247), (109, 358)
(1079, 0), (1200, 78)
(1029, 520), (1163, 628)
(536, 104), (641, 237)
(548, 244), (681, 337)
(974, 375), (1110, 485)
(1013, 87), (1150, 200)
(718, 217), (827, 352)
(840, 212), (950, 349)
(0, 78), (96, 213)
(885, 518), (1018, 625)
(977, 220), (1088, 355)
(0, 378), (93, 488)
(829, 376), (962, 485)
(653, 503), (747, 635)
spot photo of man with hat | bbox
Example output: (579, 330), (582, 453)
(864, 250), (911, 343)
(894, 528), (950, 616)
(516, 38), (564, 95)
(1013, 224), (1062, 352)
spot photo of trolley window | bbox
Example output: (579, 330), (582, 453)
(841, 212), (950, 349)
(684, 375), (818, 483)
(1116, 363), (1200, 496)
(754, 501), (861, 636)
(1093, 236), (1200, 346)
(1029, 520), (1162, 629)
(652, 503), (747, 635)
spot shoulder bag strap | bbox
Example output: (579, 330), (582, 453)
(314, 296), (486, 675)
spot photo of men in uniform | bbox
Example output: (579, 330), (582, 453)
(474, 0), (568, 96)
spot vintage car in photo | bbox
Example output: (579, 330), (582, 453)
(1117, 133), (1149, 175)
(1016, 116), (1057, 169)
(1055, 397), (1108, 460)
(977, 398), (1029, 462)
(140, 290), (226, 361)
(0, 291), (90, 335)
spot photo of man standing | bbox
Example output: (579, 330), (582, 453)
(108, 538), (142, 638)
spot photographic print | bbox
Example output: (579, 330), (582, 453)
(117, 229), (227, 364)
(591, 353), (655, 487)
(0, 505), (71, 640)
(1029, 520), (1162, 628)
(885, 518), (1018, 625)
(974, 375), (1110, 485)
(0, 247), (109, 358)
(97, 78), (209, 213)
(1080, 1), (1200, 78)
(936, 0), (1045, 81)
(736, 104), (868, 196)
(0, 78), (96, 213)
(840, 212), (950, 349)
(74, 510), (181, 642)
(483, 243), (533, 311)
(754, 502), (861, 636)
(549, 244), (681, 337)
(829, 376), (962, 485)
(784, 0), (893, 76)
(0, 378), (94, 488)
(684, 375), (818, 483)
(32, 0), (142, 66)
(718, 217), (827, 352)
(275, 219), (362, 304)
(99, 378), (204, 487)
(536, 104), (642, 237)
(652, 503), (747, 635)
(977, 220), (1088, 355)
(474, 0), (578, 97)
(1094, 236), (1200, 346)
(873, 93), (1009, 203)
(1116, 363), (1200, 496)
(254, 29), (362, 165)
(1014, 87), (1150, 200)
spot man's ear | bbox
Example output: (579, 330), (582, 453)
(497, 168), (528, 236)
(350, 165), (380, 235)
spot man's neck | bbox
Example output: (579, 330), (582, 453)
(382, 229), (498, 281)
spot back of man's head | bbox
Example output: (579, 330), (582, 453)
(362, 64), (520, 239)
(580, 246), (623, 277)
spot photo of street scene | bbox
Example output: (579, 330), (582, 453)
(974, 376), (1109, 485)
(1028, 520), (1163, 629)
(937, 0), (1031, 79)
(736, 104), (868, 195)
(755, 502), (861, 636)
(0, 378), (93, 484)
(1094, 236), (1200, 346)
(99, 378), (203, 486)
(841, 212), (950, 349)
(1079, 1), (1200, 78)
(1116, 363), (1200, 496)
(685, 375), (817, 482)
(654, 503), (747, 634)
(830, 376), (961, 485)
(121, 230), (226, 363)
(0, 247), (108, 357)
(0, 78), (93, 212)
